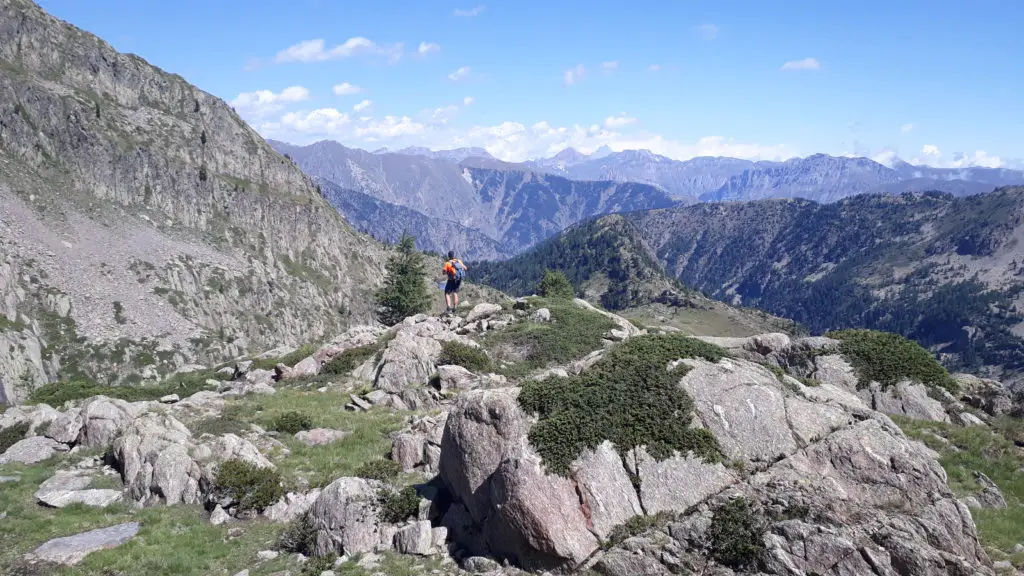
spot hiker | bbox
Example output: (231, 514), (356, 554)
(442, 250), (467, 315)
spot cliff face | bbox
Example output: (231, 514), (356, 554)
(0, 0), (387, 401)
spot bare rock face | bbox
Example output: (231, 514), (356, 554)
(438, 351), (994, 575)
(46, 396), (152, 447)
(0, 403), (60, 436)
(366, 315), (479, 393)
(24, 522), (140, 566)
(307, 477), (390, 557)
(0, 435), (68, 464)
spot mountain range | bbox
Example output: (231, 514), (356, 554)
(475, 188), (1024, 382)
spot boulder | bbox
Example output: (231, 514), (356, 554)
(0, 435), (67, 464)
(863, 381), (950, 422)
(210, 505), (231, 525)
(0, 403), (60, 436)
(955, 373), (1013, 417)
(466, 303), (503, 323)
(263, 489), (322, 523)
(531, 308), (552, 323)
(573, 298), (641, 339)
(435, 365), (475, 391)
(308, 477), (389, 557)
(392, 433), (425, 472)
(34, 469), (122, 508)
(294, 428), (349, 447)
(393, 520), (435, 555)
(46, 396), (149, 447)
(25, 522), (139, 566)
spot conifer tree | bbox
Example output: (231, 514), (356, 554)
(376, 233), (430, 325)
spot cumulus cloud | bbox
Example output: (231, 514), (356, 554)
(922, 144), (941, 157)
(274, 37), (402, 64)
(695, 24), (719, 40)
(463, 96), (475, 106)
(332, 82), (362, 96)
(901, 123), (914, 133)
(603, 114), (637, 129)
(353, 99), (373, 112)
(448, 66), (472, 82)
(453, 4), (486, 16)
(230, 86), (310, 118)
(278, 108), (352, 134)
(418, 42), (440, 55)
(563, 64), (585, 86)
(781, 57), (821, 71)
(910, 145), (1003, 168)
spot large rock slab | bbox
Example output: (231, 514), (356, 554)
(25, 522), (139, 566)
(0, 435), (67, 464)
(35, 469), (123, 508)
(0, 403), (60, 436)
(308, 477), (389, 557)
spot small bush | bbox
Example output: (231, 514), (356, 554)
(537, 269), (575, 299)
(301, 554), (337, 576)
(322, 344), (379, 375)
(605, 511), (674, 548)
(26, 372), (220, 406)
(273, 411), (313, 435)
(828, 329), (958, 393)
(437, 340), (492, 372)
(0, 421), (31, 454)
(378, 486), (419, 523)
(708, 497), (766, 570)
(355, 459), (400, 482)
(518, 332), (725, 475)
(214, 459), (284, 513)
(279, 512), (316, 554)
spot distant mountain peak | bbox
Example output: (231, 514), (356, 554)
(552, 147), (588, 164)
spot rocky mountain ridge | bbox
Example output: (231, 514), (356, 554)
(0, 0), (388, 402)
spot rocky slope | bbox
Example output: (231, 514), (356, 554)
(2, 296), (1018, 575)
(0, 0), (387, 402)
(628, 188), (1024, 382)
(270, 139), (677, 255)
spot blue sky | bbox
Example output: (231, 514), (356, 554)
(37, 0), (1024, 166)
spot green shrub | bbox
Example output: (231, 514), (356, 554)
(190, 416), (249, 437)
(483, 298), (616, 372)
(321, 344), (379, 375)
(378, 486), (419, 523)
(301, 554), (337, 576)
(518, 333), (725, 475)
(26, 371), (220, 406)
(355, 459), (400, 482)
(708, 497), (766, 570)
(828, 329), (958, 393)
(537, 269), (575, 299)
(0, 421), (30, 454)
(605, 511), (674, 548)
(437, 340), (492, 372)
(273, 411), (313, 435)
(214, 459), (284, 513)
(279, 512), (316, 554)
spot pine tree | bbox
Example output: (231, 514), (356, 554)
(537, 269), (575, 299)
(375, 233), (430, 325)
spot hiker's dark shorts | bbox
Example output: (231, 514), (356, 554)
(445, 278), (462, 294)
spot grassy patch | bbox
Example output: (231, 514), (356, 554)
(322, 344), (380, 375)
(227, 390), (404, 488)
(518, 332), (725, 475)
(0, 421), (30, 453)
(0, 313), (26, 332)
(26, 366), (232, 407)
(894, 415), (1024, 557)
(828, 329), (958, 393)
(437, 340), (492, 373)
(355, 459), (400, 482)
(482, 298), (616, 375)
(709, 497), (767, 571)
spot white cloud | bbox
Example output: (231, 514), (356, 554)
(648, 64), (662, 72)
(563, 64), (585, 86)
(781, 57), (821, 71)
(354, 116), (426, 139)
(278, 108), (352, 134)
(922, 144), (941, 157)
(353, 99), (373, 112)
(418, 42), (440, 55)
(601, 60), (619, 72)
(901, 123), (914, 133)
(463, 96), (475, 106)
(274, 37), (403, 64)
(448, 66), (472, 82)
(603, 114), (637, 129)
(910, 145), (1003, 168)
(332, 82), (362, 96)
(695, 24), (719, 40)
(230, 86), (310, 118)
(453, 4), (486, 16)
